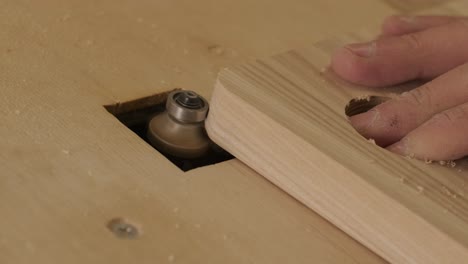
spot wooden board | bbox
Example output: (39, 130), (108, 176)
(206, 1), (468, 263)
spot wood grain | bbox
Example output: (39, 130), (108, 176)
(385, 0), (448, 12)
(207, 2), (468, 263)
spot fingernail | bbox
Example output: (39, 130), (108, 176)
(349, 109), (380, 134)
(387, 138), (409, 156)
(345, 41), (377, 58)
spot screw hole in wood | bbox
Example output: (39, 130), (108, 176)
(107, 218), (140, 239)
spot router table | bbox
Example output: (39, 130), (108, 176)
(0, 0), (458, 263)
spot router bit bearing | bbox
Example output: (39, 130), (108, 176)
(147, 90), (211, 159)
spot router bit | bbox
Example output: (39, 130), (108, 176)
(147, 90), (211, 159)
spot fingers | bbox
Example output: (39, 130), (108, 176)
(381, 16), (465, 36)
(338, 15), (468, 160)
(349, 63), (468, 147)
(387, 102), (468, 161)
(331, 19), (468, 87)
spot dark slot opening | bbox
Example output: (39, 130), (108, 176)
(104, 90), (234, 172)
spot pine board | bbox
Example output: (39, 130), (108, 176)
(206, 1), (468, 263)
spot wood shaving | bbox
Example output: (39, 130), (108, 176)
(416, 186), (424, 193)
(442, 186), (458, 199)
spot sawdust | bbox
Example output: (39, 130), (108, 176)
(354, 95), (372, 102)
(60, 14), (71, 22)
(442, 186), (458, 199)
(438, 160), (456, 168)
(173, 67), (182, 74)
(168, 255), (175, 262)
(208, 45), (225, 56)
(416, 186), (424, 193)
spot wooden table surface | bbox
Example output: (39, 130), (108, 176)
(0, 0), (448, 263)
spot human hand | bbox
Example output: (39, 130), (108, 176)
(331, 16), (468, 161)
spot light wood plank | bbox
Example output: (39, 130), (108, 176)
(207, 2), (468, 263)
